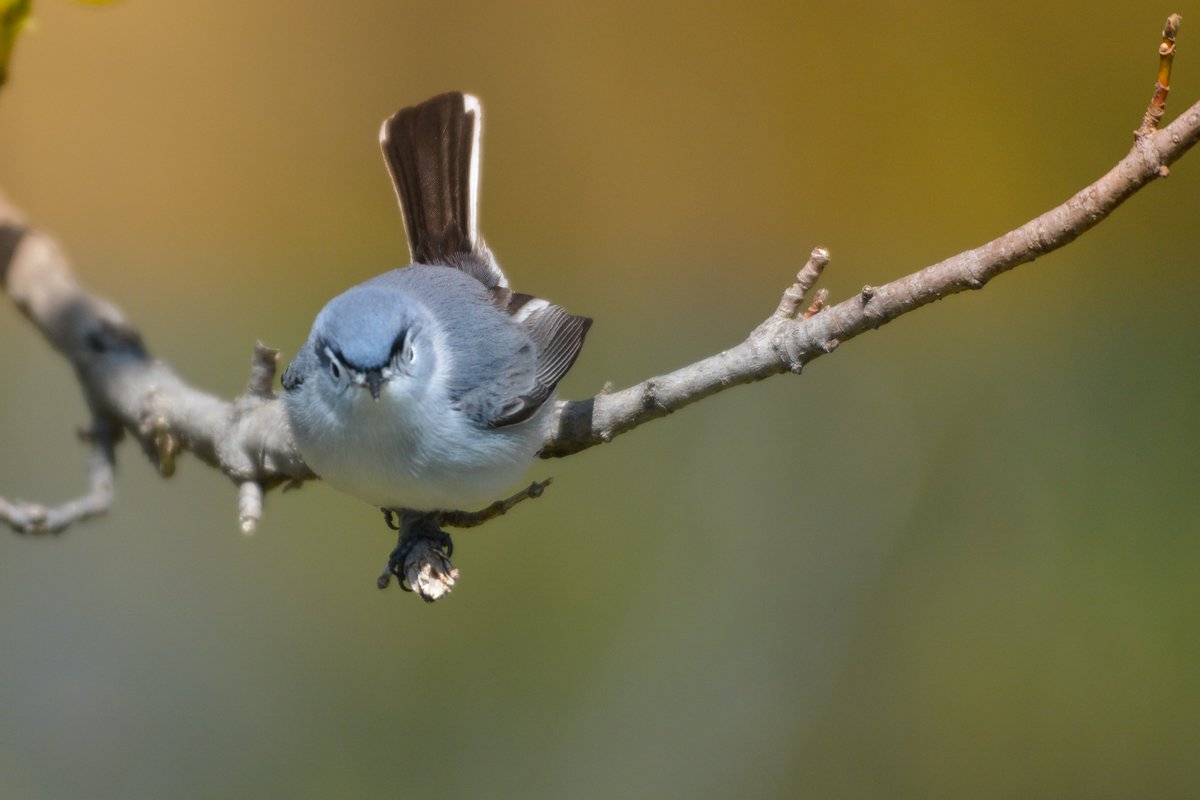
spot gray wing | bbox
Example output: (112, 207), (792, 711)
(487, 294), (592, 428)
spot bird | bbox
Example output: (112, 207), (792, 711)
(281, 92), (591, 543)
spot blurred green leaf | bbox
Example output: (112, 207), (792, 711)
(0, 0), (119, 89)
(0, 0), (31, 88)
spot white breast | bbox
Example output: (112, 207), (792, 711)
(291, 371), (550, 512)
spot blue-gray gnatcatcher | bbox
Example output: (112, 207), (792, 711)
(282, 92), (591, 524)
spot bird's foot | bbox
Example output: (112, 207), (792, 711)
(374, 480), (553, 603)
(377, 510), (458, 602)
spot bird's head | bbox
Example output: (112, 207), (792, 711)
(310, 283), (435, 403)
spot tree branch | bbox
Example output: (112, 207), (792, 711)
(2, 16), (1197, 598)
(0, 193), (314, 528)
(543, 96), (1200, 457)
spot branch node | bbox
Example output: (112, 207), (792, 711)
(641, 379), (670, 414)
(144, 416), (179, 477)
(860, 285), (876, 303)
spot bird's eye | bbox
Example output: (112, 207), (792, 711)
(391, 332), (415, 368)
(323, 347), (345, 382)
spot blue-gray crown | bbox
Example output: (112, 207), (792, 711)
(313, 283), (419, 370)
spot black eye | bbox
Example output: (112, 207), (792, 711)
(329, 360), (341, 380)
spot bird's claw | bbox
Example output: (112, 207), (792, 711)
(378, 510), (455, 593)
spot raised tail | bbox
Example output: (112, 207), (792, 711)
(379, 92), (508, 291)
(381, 93), (592, 425)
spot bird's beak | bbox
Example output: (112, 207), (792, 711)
(365, 370), (385, 400)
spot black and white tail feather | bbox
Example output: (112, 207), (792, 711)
(379, 92), (591, 427)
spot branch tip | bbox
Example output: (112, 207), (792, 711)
(1165, 13), (1183, 40)
(1141, 13), (1182, 134)
(238, 481), (264, 534)
(247, 342), (280, 397)
(772, 246), (832, 321)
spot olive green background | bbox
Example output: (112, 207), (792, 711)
(1, 1), (1198, 798)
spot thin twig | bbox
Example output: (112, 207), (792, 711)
(1141, 14), (1182, 134)
(438, 479), (553, 529)
(0, 416), (118, 534)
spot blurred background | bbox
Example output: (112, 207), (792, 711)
(1, 1), (1198, 797)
